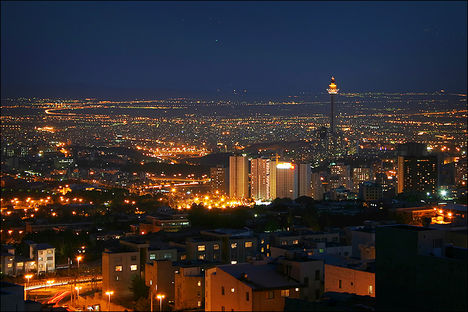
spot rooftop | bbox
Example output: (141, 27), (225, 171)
(219, 263), (300, 290)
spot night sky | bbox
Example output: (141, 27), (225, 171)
(1, 1), (467, 99)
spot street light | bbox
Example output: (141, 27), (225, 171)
(75, 286), (82, 304)
(46, 280), (55, 287)
(105, 291), (114, 312)
(76, 255), (83, 270)
(24, 274), (33, 300)
(156, 294), (165, 312)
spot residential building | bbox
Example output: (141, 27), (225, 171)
(376, 225), (467, 311)
(324, 263), (375, 297)
(229, 156), (249, 198)
(174, 266), (205, 310)
(102, 247), (140, 298)
(210, 165), (228, 194)
(250, 158), (271, 201)
(297, 163), (312, 197)
(27, 242), (55, 274)
(275, 162), (297, 199)
(205, 263), (301, 312)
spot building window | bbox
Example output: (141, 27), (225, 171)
(198, 281), (201, 287)
(261, 247), (264, 253)
(315, 270), (320, 280)
(221, 286), (225, 295)
(198, 254), (205, 260)
(281, 241), (287, 246)
(115, 275), (119, 281)
(246, 292), (249, 301)
(115, 265), (123, 272)
(231, 243), (237, 249)
(149, 254), (156, 260)
(181, 255), (187, 260)
(245, 241), (253, 248)
(131, 256), (137, 261)
(231, 288), (235, 293)
(198, 301), (201, 307)
(213, 244), (220, 250)
(7, 263), (13, 268)
(47, 256), (53, 261)
(281, 289), (290, 297)
(198, 245), (206, 252)
(368, 285), (373, 295)
(292, 240), (299, 245)
(267, 291), (274, 299)
(47, 250), (53, 254)
(339, 280), (342, 289)
(130, 265), (137, 271)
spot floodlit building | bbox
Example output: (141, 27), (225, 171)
(275, 162), (297, 199)
(229, 156), (249, 198)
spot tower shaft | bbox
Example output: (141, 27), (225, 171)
(330, 94), (335, 133)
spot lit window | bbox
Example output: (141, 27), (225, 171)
(115, 265), (123, 272)
(213, 244), (220, 250)
(149, 254), (156, 260)
(231, 288), (235, 293)
(281, 289), (289, 297)
(198, 254), (205, 260)
(7, 263), (12, 268)
(245, 241), (253, 248)
(292, 240), (299, 245)
(368, 285), (373, 294)
(130, 265), (137, 271)
(261, 247), (264, 253)
(231, 243), (237, 249)
(267, 291), (274, 299)
(198, 301), (201, 307)
(198, 245), (206, 252)
(198, 281), (201, 287)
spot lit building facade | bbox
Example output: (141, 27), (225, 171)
(275, 162), (297, 199)
(250, 158), (271, 201)
(229, 156), (249, 198)
(297, 163), (312, 197)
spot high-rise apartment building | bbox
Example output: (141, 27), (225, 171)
(352, 167), (373, 192)
(311, 172), (324, 200)
(210, 165), (228, 194)
(329, 163), (352, 190)
(297, 163), (312, 197)
(229, 156), (249, 198)
(250, 158), (271, 201)
(397, 156), (438, 194)
(275, 162), (297, 199)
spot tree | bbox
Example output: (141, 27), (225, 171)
(134, 297), (150, 311)
(129, 275), (149, 301)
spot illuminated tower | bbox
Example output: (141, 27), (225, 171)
(327, 76), (339, 133)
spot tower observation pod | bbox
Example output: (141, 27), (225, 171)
(327, 77), (339, 133)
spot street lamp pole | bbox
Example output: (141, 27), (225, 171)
(105, 291), (114, 312)
(24, 274), (33, 300)
(156, 294), (165, 312)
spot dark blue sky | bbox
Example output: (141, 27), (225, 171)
(1, 1), (467, 99)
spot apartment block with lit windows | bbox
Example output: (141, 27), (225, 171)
(26, 242), (55, 274)
(186, 237), (222, 262)
(102, 247), (140, 298)
(205, 263), (301, 312)
(174, 266), (205, 310)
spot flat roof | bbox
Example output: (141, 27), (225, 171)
(219, 263), (300, 290)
